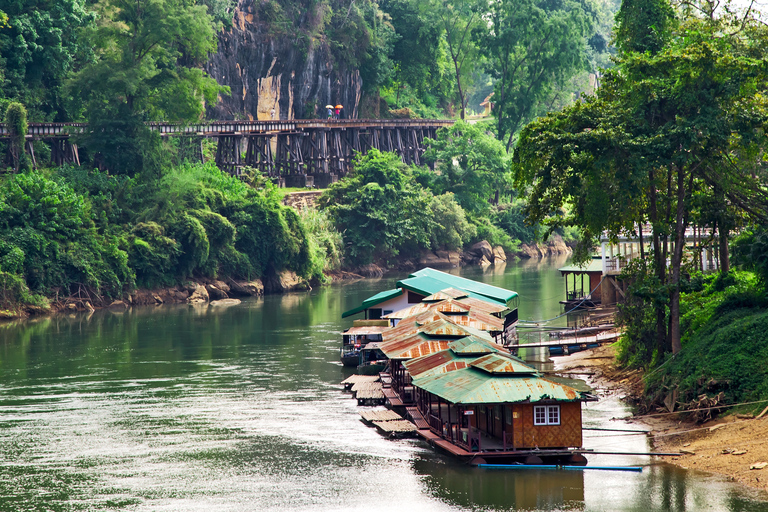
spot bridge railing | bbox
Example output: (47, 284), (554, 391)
(0, 119), (455, 139)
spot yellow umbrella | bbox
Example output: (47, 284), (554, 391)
(325, 105), (334, 109)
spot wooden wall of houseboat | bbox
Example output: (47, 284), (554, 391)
(467, 403), (581, 449)
(511, 402), (582, 449)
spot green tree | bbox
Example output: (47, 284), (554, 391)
(319, 150), (438, 265)
(421, 0), (481, 119)
(477, 0), (596, 150)
(380, 0), (453, 109)
(614, 0), (675, 54)
(423, 120), (511, 214)
(514, 14), (768, 357)
(68, 0), (226, 174)
(4, 101), (28, 172)
(0, 0), (94, 120)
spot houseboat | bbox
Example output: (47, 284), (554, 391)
(340, 320), (389, 367)
(342, 268), (519, 343)
(403, 338), (596, 465)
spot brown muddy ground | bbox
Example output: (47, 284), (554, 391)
(558, 344), (768, 491)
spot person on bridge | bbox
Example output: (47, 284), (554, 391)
(326, 105), (334, 119)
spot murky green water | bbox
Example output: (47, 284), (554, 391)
(0, 258), (766, 511)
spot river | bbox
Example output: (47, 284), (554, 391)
(0, 257), (766, 511)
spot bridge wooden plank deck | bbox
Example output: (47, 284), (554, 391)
(2, 119), (454, 178)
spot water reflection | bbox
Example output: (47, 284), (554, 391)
(414, 452), (585, 511)
(0, 262), (766, 511)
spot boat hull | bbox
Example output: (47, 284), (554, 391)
(357, 362), (386, 375)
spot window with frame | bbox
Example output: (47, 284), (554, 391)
(533, 405), (560, 426)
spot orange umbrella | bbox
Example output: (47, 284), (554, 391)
(335, 105), (343, 109)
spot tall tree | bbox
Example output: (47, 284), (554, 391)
(514, 14), (768, 355)
(68, 0), (226, 174)
(423, 0), (481, 119)
(423, 120), (511, 213)
(0, 0), (94, 120)
(477, 0), (595, 150)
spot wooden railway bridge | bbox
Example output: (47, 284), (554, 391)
(0, 119), (454, 186)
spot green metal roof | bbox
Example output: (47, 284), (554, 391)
(402, 268), (518, 305)
(412, 366), (584, 405)
(558, 257), (603, 274)
(341, 267), (518, 318)
(341, 288), (402, 318)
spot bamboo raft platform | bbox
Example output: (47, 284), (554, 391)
(353, 382), (386, 405)
(372, 419), (417, 437)
(341, 374), (380, 391)
(360, 409), (417, 437)
(360, 409), (402, 423)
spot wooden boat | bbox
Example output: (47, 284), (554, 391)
(357, 342), (387, 375)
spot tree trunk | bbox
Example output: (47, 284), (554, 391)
(649, 168), (667, 354)
(669, 165), (688, 355)
(719, 219), (730, 274)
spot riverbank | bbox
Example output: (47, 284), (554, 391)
(0, 233), (572, 322)
(559, 344), (768, 492)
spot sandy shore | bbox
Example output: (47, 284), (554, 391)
(557, 344), (768, 492)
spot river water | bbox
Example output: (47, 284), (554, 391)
(0, 258), (766, 511)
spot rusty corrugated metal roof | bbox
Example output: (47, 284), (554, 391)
(448, 336), (498, 355)
(423, 288), (469, 301)
(343, 326), (390, 336)
(380, 331), (455, 359)
(412, 367), (583, 404)
(406, 356), (469, 379)
(381, 311), (447, 341)
(456, 296), (509, 315)
(397, 340), (452, 359)
(403, 350), (459, 377)
(469, 353), (537, 374)
(420, 318), (476, 337)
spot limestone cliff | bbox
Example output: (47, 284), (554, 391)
(205, 1), (362, 121)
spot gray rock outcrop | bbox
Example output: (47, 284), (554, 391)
(187, 285), (210, 305)
(205, 2), (362, 121)
(228, 279), (264, 297)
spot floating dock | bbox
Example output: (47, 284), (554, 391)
(360, 409), (417, 437)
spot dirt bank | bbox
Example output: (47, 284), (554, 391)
(558, 344), (768, 492)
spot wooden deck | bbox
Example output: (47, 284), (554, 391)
(382, 387), (404, 406)
(510, 330), (621, 352)
(406, 406), (430, 430)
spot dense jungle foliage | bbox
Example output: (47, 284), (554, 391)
(512, 0), (768, 416)
(0, 163), (334, 315)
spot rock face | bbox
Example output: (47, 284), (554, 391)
(517, 234), (573, 258)
(205, 1), (362, 121)
(264, 270), (310, 293)
(187, 285), (210, 305)
(459, 240), (509, 266)
(228, 279), (265, 296)
(469, 241), (495, 261)
(205, 283), (229, 300)
(419, 250), (461, 268)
